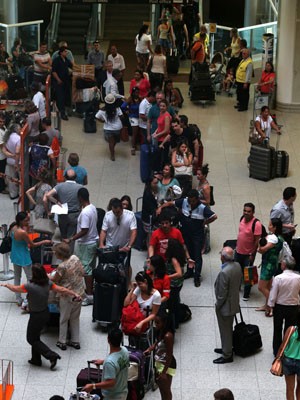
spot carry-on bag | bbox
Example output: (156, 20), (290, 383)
(233, 308), (262, 357)
(92, 282), (123, 324)
(275, 132), (289, 177)
(248, 143), (276, 181)
(77, 361), (102, 396)
(84, 112), (97, 133)
(166, 49), (180, 75)
(133, 197), (147, 251)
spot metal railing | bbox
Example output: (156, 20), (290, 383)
(0, 20), (43, 55)
(44, 3), (61, 51)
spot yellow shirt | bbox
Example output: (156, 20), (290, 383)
(236, 57), (253, 83)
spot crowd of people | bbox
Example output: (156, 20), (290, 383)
(0, 4), (299, 400)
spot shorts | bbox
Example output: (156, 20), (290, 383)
(76, 242), (97, 275)
(260, 263), (276, 281)
(155, 361), (176, 377)
(104, 129), (121, 143)
(283, 356), (300, 376)
(158, 39), (172, 49)
(129, 117), (139, 127)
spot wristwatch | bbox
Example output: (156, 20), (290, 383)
(93, 383), (96, 390)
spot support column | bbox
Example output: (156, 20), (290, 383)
(244, 0), (258, 26)
(2, 0), (18, 24)
(276, 0), (300, 112)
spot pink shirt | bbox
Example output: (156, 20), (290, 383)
(236, 217), (262, 255)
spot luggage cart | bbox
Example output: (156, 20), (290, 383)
(252, 89), (269, 122)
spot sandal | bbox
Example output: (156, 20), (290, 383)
(265, 310), (273, 317)
(56, 341), (67, 351)
(68, 341), (81, 350)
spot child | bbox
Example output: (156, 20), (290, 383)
(144, 308), (176, 400)
(223, 68), (235, 92)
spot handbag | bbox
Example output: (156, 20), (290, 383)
(0, 231), (12, 254)
(174, 165), (193, 176)
(120, 126), (129, 142)
(270, 326), (296, 376)
(244, 265), (258, 285)
(248, 126), (262, 145)
(33, 218), (56, 236)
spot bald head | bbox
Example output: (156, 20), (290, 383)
(65, 169), (77, 181)
(221, 247), (234, 262)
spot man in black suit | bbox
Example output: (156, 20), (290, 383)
(214, 246), (242, 364)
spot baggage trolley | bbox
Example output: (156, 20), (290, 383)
(252, 89), (269, 123)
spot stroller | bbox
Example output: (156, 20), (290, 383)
(209, 52), (226, 94)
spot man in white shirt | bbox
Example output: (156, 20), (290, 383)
(64, 187), (99, 306)
(100, 198), (137, 281)
(107, 46), (126, 96)
(31, 82), (46, 119)
(139, 91), (156, 142)
(267, 255), (300, 356)
(103, 69), (124, 100)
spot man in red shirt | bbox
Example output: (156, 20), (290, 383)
(235, 203), (262, 301)
(148, 212), (192, 263)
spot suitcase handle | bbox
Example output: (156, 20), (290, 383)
(234, 306), (244, 325)
(87, 360), (102, 381)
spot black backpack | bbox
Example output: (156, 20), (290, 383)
(178, 303), (192, 323)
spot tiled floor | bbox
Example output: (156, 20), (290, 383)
(0, 80), (299, 400)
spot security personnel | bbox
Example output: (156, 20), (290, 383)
(235, 48), (253, 112)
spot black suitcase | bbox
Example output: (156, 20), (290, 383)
(167, 49), (180, 74)
(133, 197), (147, 251)
(84, 112), (97, 133)
(92, 282), (123, 324)
(223, 239), (237, 250)
(77, 361), (102, 396)
(190, 84), (215, 101)
(274, 133), (289, 177)
(233, 310), (262, 357)
(248, 144), (276, 181)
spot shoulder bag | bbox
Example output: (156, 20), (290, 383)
(0, 230), (12, 254)
(270, 326), (296, 376)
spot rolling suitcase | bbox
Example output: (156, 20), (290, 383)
(84, 112), (97, 133)
(166, 49), (179, 75)
(133, 197), (147, 251)
(92, 282), (123, 325)
(275, 132), (289, 177)
(248, 144), (276, 181)
(77, 361), (102, 396)
(233, 309), (262, 357)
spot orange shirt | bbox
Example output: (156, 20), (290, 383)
(191, 42), (205, 64)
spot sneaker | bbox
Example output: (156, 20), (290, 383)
(81, 297), (93, 306)
(242, 296), (249, 301)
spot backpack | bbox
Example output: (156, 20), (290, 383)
(121, 301), (147, 336)
(240, 216), (267, 238)
(278, 240), (293, 263)
(178, 303), (192, 323)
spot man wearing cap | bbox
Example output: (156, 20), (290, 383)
(87, 40), (105, 88)
(158, 189), (217, 287)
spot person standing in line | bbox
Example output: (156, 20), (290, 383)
(87, 40), (105, 88)
(107, 45), (126, 96)
(33, 41), (52, 88)
(270, 187), (297, 245)
(235, 203), (262, 301)
(0, 264), (81, 370)
(214, 247), (242, 364)
(267, 255), (300, 356)
(64, 188), (99, 307)
(139, 90), (156, 143)
(235, 48), (253, 112)
(44, 169), (83, 250)
(52, 46), (72, 121)
(82, 328), (129, 399)
(0, 111), (12, 194)
(10, 212), (52, 307)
